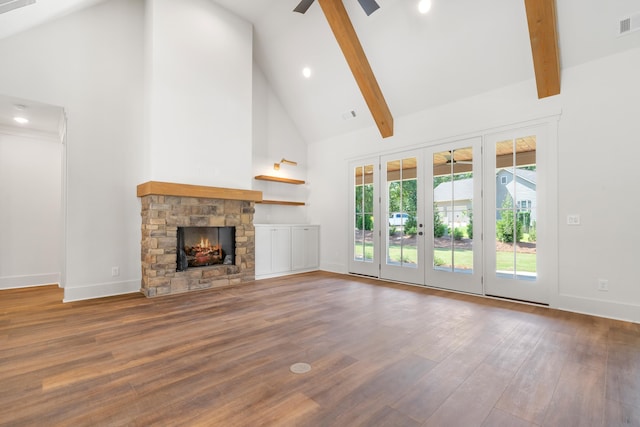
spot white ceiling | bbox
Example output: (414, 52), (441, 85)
(1, 0), (639, 142)
(215, 0), (640, 142)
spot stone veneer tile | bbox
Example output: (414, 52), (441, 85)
(140, 195), (255, 298)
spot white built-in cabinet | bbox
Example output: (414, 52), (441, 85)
(291, 226), (319, 271)
(255, 224), (319, 279)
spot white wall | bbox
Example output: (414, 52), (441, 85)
(145, 0), (253, 190)
(0, 0), (146, 300)
(0, 0), (260, 301)
(308, 47), (640, 323)
(0, 131), (62, 289)
(252, 63), (308, 224)
(556, 47), (640, 322)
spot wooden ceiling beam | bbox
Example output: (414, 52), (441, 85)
(524, 0), (561, 98)
(318, 0), (394, 138)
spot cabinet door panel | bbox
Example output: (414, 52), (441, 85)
(292, 226), (319, 270)
(291, 227), (306, 271)
(255, 226), (272, 276)
(271, 227), (291, 273)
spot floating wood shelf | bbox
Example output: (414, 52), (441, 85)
(257, 200), (305, 206)
(254, 175), (305, 185)
(137, 181), (262, 202)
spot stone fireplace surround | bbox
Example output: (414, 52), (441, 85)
(137, 181), (262, 297)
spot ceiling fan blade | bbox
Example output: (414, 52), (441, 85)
(293, 0), (315, 14)
(357, 0), (380, 16)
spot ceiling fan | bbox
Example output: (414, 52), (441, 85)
(443, 151), (473, 165)
(294, 0), (380, 16)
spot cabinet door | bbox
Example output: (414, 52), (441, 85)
(306, 226), (319, 269)
(255, 226), (272, 276)
(271, 227), (292, 273)
(292, 226), (319, 270)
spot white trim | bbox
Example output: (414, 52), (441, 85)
(60, 110), (68, 289)
(63, 279), (140, 302)
(350, 273), (639, 325)
(556, 294), (640, 324)
(255, 267), (319, 281)
(0, 273), (61, 289)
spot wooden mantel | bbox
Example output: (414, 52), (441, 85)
(137, 181), (262, 202)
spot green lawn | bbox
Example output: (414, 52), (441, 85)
(355, 243), (536, 273)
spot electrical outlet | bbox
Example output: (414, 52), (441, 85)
(567, 215), (581, 225)
(597, 279), (608, 291)
(111, 267), (120, 277)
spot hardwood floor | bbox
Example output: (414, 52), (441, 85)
(1, 271), (639, 426)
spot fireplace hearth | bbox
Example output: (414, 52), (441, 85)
(137, 181), (262, 297)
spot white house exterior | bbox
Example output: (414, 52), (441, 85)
(433, 168), (537, 229)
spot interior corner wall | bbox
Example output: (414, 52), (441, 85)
(0, 0), (146, 300)
(308, 47), (640, 323)
(145, 0), (253, 190)
(252, 62), (308, 224)
(0, 132), (62, 289)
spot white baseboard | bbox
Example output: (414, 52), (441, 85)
(556, 294), (640, 324)
(255, 272), (291, 280)
(255, 268), (320, 281)
(0, 273), (61, 290)
(63, 279), (140, 302)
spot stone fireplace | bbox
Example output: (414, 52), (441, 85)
(137, 181), (262, 297)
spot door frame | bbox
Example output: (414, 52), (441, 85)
(482, 119), (559, 304)
(424, 137), (483, 294)
(346, 116), (558, 304)
(348, 157), (381, 277)
(379, 149), (426, 285)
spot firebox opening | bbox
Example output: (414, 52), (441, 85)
(177, 226), (235, 272)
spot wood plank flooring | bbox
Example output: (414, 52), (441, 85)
(1, 271), (639, 426)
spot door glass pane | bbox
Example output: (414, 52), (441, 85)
(433, 147), (473, 273)
(387, 157), (418, 268)
(495, 137), (537, 280)
(515, 137), (536, 278)
(354, 164), (374, 262)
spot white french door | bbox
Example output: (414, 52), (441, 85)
(425, 138), (483, 294)
(348, 158), (380, 277)
(483, 122), (557, 304)
(379, 150), (425, 284)
(348, 120), (557, 304)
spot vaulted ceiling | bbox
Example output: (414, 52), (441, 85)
(1, 0), (639, 142)
(215, 0), (640, 142)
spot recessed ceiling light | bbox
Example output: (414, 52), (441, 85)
(418, 0), (432, 14)
(14, 117), (29, 124)
(302, 67), (312, 79)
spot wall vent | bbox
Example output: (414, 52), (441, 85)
(0, 0), (36, 15)
(618, 12), (640, 36)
